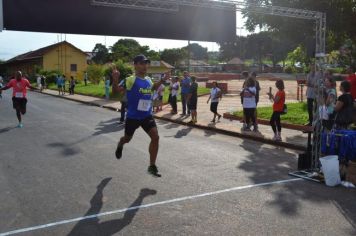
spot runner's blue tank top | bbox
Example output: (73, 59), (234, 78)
(126, 76), (153, 120)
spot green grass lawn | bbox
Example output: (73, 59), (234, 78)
(47, 82), (210, 103)
(234, 102), (309, 125)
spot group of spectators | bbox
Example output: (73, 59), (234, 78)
(56, 75), (76, 95)
(239, 71), (286, 141)
(306, 65), (356, 131)
(113, 63), (356, 141)
(36, 75), (47, 92)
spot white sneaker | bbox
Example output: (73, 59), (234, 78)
(276, 134), (282, 142)
(272, 134), (278, 141)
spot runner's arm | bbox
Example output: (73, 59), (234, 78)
(0, 85), (11, 91)
(27, 84), (38, 90)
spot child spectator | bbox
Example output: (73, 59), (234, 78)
(153, 79), (165, 113)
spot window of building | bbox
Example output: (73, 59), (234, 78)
(70, 64), (77, 72)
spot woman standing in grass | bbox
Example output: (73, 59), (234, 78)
(241, 77), (257, 131)
(322, 76), (337, 130)
(267, 80), (285, 141)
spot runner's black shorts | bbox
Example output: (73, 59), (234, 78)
(210, 102), (219, 113)
(12, 97), (27, 111)
(125, 116), (157, 136)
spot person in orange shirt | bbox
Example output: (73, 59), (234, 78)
(267, 80), (286, 141)
(0, 71), (37, 128)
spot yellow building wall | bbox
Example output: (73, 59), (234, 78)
(43, 43), (87, 80)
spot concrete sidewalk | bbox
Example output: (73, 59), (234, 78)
(37, 89), (307, 151)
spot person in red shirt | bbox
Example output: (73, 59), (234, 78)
(267, 79), (286, 141)
(346, 67), (356, 100)
(0, 71), (37, 128)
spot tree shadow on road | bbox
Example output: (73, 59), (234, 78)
(237, 139), (356, 232)
(68, 178), (157, 236)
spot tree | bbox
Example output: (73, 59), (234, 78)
(160, 48), (188, 67)
(87, 64), (104, 84)
(92, 43), (109, 64)
(218, 31), (294, 67)
(114, 60), (134, 81)
(287, 45), (308, 68)
(183, 43), (208, 60)
(243, 0), (356, 53)
(110, 39), (158, 62)
(146, 50), (161, 61)
(219, 36), (247, 61)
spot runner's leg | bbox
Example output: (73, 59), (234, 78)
(147, 127), (159, 166)
(16, 109), (21, 123)
(116, 118), (138, 159)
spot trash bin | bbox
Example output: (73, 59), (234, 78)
(320, 155), (341, 187)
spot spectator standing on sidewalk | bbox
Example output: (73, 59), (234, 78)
(69, 76), (76, 95)
(56, 75), (62, 95)
(36, 75), (42, 90)
(62, 75), (66, 95)
(322, 76), (337, 130)
(241, 77), (257, 132)
(170, 77), (179, 114)
(40, 75), (46, 92)
(154, 78), (165, 112)
(105, 76), (111, 100)
(84, 71), (88, 86)
(188, 76), (198, 124)
(267, 80), (286, 142)
(334, 80), (354, 129)
(306, 64), (320, 126)
(181, 71), (191, 116)
(207, 81), (222, 123)
(250, 71), (260, 131)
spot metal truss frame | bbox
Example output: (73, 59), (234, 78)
(91, 0), (327, 169)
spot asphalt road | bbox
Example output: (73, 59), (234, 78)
(0, 91), (355, 236)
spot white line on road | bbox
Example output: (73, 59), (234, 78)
(0, 178), (303, 236)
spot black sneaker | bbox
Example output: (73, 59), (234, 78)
(115, 144), (123, 159)
(148, 165), (161, 177)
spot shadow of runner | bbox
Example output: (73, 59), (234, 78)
(93, 119), (125, 136)
(68, 178), (157, 236)
(0, 126), (15, 134)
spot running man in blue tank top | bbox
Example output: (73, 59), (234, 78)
(112, 55), (166, 177)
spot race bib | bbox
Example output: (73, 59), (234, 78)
(137, 99), (152, 111)
(15, 92), (24, 98)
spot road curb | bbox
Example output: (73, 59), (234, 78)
(156, 116), (306, 152)
(223, 113), (312, 132)
(35, 90), (306, 152)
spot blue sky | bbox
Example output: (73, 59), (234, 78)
(0, 12), (251, 60)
